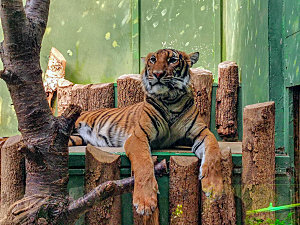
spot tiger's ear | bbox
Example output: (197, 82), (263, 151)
(141, 57), (146, 65)
(189, 52), (199, 66)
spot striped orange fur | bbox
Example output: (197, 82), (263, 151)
(69, 49), (223, 217)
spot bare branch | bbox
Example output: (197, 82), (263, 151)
(0, 0), (27, 45)
(67, 159), (168, 223)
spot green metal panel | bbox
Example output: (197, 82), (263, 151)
(139, 0), (222, 78)
(223, 0), (269, 108)
(68, 169), (85, 225)
(42, 0), (134, 84)
(68, 152), (293, 224)
(283, 0), (299, 87)
(268, 0), (285, 150)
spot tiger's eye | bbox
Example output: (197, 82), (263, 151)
(150, 56), (156, 64)
(168, 57), (178, 64)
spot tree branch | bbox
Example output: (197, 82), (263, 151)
(67, 159), (168, 223)
(25, 0), (50, 34)
(0, 0), (27, 45)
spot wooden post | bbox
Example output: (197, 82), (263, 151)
(133, 157), (159, 225)
(58, 83), (115, 115)
(242, 102), (275, 222)
(215, 61), (239, 140)
(169, 156), (199, 225)
(71, 84), (92, 112)
(201, 147), (236, 224)
(85, 145), (121, 225)
(57, 79), (74, 116)
(88, 83), (114, 111)
(117, 74), (145, 108)
(190, 68), (213, 127)
(43, 47), (66, 113)
(0, 136), (25, 219)
(0, 137), (8, 203)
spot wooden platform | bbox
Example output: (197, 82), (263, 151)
(69, 142), (243, 155)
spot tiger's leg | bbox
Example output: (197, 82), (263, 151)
(192, 128), (223, 199)
(124, 132), (158, 216)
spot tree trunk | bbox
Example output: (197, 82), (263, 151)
(190, 68), (213, 127)
(0, 136), (25, 219)
(117, 74), (145, 107)
(201, 147), (236, 224)
(85, 145), (121, 225)
(215, 61), (239, 140)
(242, 102), (275, 222)
(169, 156), (199, 225)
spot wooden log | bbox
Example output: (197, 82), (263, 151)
(215, 61), (239, 140)
(0, 136), (25, 219)
(117, 74), (145, 108)
(169, 156), (199, 225)
(43, 47), (66, 113)
(71, 84), (92, 112)
(88, 83), (115, 111)
(133, 157), (159, 225)
(201, 147), (236, 224)
(242, 102), (275, 222)
(57, 79), (74, 116)
(85, 145), (121, 225)
(190, 68), (213, 127)
(0, 137), (8, 203)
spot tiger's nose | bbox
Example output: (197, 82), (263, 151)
(153, 70), (165, 79)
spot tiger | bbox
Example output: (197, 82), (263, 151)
(69, 49), (223, 216)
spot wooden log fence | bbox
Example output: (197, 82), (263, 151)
(85, 145), (121, 225)
(0, 136), (25, 219)
(215, 61), (239, 141)
(0, 59), (281, 224)
(242, 102), (276, 222)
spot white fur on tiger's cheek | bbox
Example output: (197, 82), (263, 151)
(192, 140), (206, 180)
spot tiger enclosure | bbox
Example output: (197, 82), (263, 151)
(0, 0), (299, 225)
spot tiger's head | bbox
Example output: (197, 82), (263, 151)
(141, 49), (199, 99)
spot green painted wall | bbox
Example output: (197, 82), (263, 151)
(283, 0), (300, 87)
(140, 0), (221, 78)
(0, 0), (221, 137)
(223, 0), (269, 108)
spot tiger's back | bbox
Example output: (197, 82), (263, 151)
(71, 102), (144, 147)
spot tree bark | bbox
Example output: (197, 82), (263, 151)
(190, 68), (213, 127)
(85, 145), (121, 225)
(242, 102), (275, 222)
(88, 83), (115, 111)
(201, 147), (236, 224)
(0, 136), (25, 219)
(71, 84), (93, 112)
(215, 61), (239, 140)
(169, 156), (199, 225)
(117, 74), (145, 107)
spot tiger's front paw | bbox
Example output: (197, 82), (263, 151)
(200, 160), (223, 200)
(133, 174), (158, 216)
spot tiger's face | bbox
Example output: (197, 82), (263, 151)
(141, 49), (199, 98)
